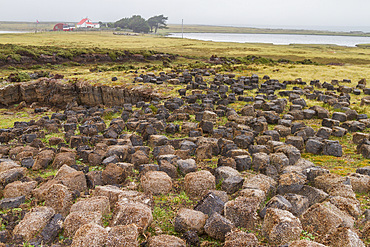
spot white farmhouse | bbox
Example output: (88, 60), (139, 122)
(76, 18), (100, 29)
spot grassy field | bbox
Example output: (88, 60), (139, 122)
(0, 32), (370, 66)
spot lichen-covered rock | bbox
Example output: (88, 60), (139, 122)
(243, 174), (277, 196)
(44, 184), (73, 217)
(262, 208), (302, 245)
(3, 180), (37, 199)
(224, 230), (259, 247)
(71, 223), (108, 247)
(174, 208), (207, 234)
(326, 227), (365, 247)
(148, 234), (186, 247)
(184, 170), (215, 199)
(70, 196), (110, 216)
(64, 211), (103, 238)
(51, 152), (76, 169)
(224, 196), (259, 229)
(101, 163), (126, 185)
(141, 171), (172, 195)
(346, 173), (370, 193)
(300, 202), (354, 241)
(111, 201), (152, 233)
(204, 212), (235, 241)
(54, 164), (88, 192)
(289, 240), (328, 246)
(106, 224), (139, 247)
(13, 206), (55, 241)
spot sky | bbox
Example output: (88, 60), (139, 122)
(1, 0), (370, 31)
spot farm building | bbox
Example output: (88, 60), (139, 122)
(53, 23), (75, 31)
(76, 18), (100, 29)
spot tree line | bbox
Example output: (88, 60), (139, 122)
(108, 15), (168, 33)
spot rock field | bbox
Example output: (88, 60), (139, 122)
(0, 69), (369, 246)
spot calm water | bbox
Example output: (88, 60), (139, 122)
(0, 31), (28, 34)
(169, 32), (370, 47)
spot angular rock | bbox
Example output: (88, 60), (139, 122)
(141, 171), (172, 195)
(13, 206), (55, 242)
(44, 184), (73, 217)
(148, 234), (186, 247)
(177, 159), (197, 176)
(224, 196), (259, 229)
(326, 227), (365, 247)
(224, 230), (259, 247)
(262, 208), (302, 245)
(70, 196), (110, 216)
(71, 223), (108, 247)
(174, 208), (207, 234)
(64, 211), (103, 238)
(194, 192), (225, 217)
(111, 201), (152, 233)
(0, 196), (25, 209)
(300, 202), (354, 241)
(184, 170), (215, 199)
(204, 212), (235, 241)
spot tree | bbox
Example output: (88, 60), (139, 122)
(128, 15), (150, 33)
(114, 17), (130, 29)
(147, 15), (168, 33)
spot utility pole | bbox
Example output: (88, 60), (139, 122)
(182, 19), (184, 38)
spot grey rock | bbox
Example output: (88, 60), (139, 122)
(194, 192), (225, 217)
(204, 212), (235, 241)
(0, 196), (25, 209)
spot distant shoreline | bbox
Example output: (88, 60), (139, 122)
(163, 24), (370, 38)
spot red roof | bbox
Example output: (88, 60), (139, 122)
(77, 18), (99, 26)
(77, 18), (89, 25)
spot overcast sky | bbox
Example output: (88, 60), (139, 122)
(1, 0), (370, 30)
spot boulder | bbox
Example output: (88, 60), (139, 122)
(224, 196), (259, 229)
(32, 149), (55, 170)
(177, 159), (197, 175)
(106, 224), (139, 247)
(148, 234), (186, 247)
(51, 152), (76, 169)
(224, 230), (259, 247)
(70, 196), (110, 216)
(300, 202), (354, 241)
(326, 227), (365, 247)
(289, 240), (327, 246)
(262, 208), (302, 245)
(174, 208), (207, 234)
(346, 173), (370, 193)
(102, 163), (126, 185)
(0, 196), (25, 209)
(44, 184), (73, 217)
(64, 211), (103, 238)
(194, 192), (225, 217)
(71, 223), (108, 247)
(141, 171), (172, 195)
(322, 140), (342, 157)
(13, 206), (55, 242)
(184, 170), (215, 199)
(111, 201), (152, 233)
(204, 212), (235, 241)
(3, 180), (37, 199)
(329, 196), (362, 219)
(39, 213), (64, 244)
(259, 195), (293, 218)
